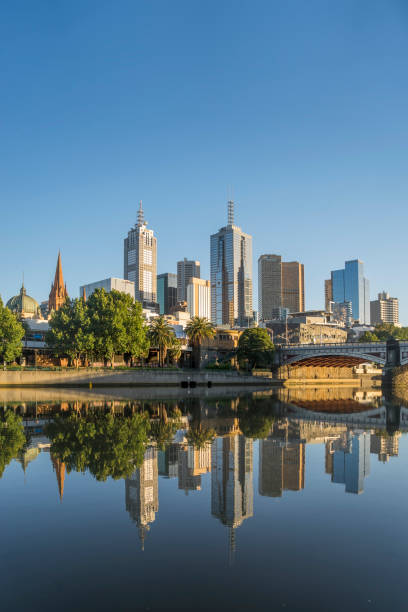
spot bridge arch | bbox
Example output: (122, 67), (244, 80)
(282, 351), (386, 367)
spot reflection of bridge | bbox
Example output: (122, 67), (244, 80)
(277, 341), (408, 368)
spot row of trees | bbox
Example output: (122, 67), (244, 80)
(359, 323), (408, 343)
(0, 298), (25, 364)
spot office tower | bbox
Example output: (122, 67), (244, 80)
(370, 292), (399, 326)
(177, 258), (200, 302)
(259, 438), (305, 497)
(324, 279), (332, 311)
(330, 259), (370, 324)
(124, 201), (158, 310)
(187, 278), (211, 319)
(80, 277), (135, 300)
(210, 201), (253, 327)
(370, 432), (400, 462)
(330, 432), (370, 494)
(211, 434), (253, 534)
(48, 252), (68, 313)
(258, 254), (304, 321)
(125, 446), (159, 549)
(157, 273), (178, 315)
(330, 301), (353, 327)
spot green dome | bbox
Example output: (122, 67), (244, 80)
(6, 285), (41, 317)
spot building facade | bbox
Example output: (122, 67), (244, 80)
(157, 273), (178, 315)
(331, 259), (370, 324)
(258, 254), (304, 321)
(370, 292), (399, 326)
(187, 277), (211, 319)
(177, 258), (200, 302)
(210, 201), (253, 327)
(324, 279), (332, 311)
(124, 201), (158, 310)
(79, 277), (135, 300)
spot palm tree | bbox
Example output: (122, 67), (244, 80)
(185, 316), (215, 368)
(148, 316), (175, 367)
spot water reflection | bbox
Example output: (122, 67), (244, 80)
(2, 386), (408, 553)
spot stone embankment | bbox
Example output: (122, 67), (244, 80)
(0, 368), (276, 388)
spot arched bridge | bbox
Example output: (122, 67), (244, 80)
(276, 340), (408, 369)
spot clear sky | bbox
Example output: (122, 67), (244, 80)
(1, 1), (408, 321)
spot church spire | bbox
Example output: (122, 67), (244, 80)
(48, 252), (69, 313)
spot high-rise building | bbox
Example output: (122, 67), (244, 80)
(187, 278), (211, 319)
(48, 252), (68, 313)
(330, 259), (370, 324)
(258, 254), (304, 320)
(125, 446), (159, 550)
(79, 277), (135, 300)
(157, 273), (178, 315)
(324, 279), (332, 311)
(124, 201), (158, 310)
(177, 258), (200, 302)
(210, 201), (253, 327)
(259, 437), (305, 497)
(370, 292), (399, 326)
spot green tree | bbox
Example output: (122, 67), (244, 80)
(359, 331), (380, 343)
(45, 412), (150, 481)
(46, 298), (94, 366)
(148, 316), (176, 367)
(185, 316), (216, 368)
(167, 336), (182, 365)
(186, 423), (216, 449)
(0, 298), (25, 364)
(237, 327), (274, 370)
(0, 410), (26, 477)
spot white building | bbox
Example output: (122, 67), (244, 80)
(79, 277), (135, 300)
(187, 278), (211, 320)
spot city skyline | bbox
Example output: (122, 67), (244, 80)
(2, 2), (407, 322)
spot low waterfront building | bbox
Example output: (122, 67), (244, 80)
(199, 328), (242, 367)
(264, 313), (348, 345)
(79, 277), (135, 300)
(370, 292), (399, 326)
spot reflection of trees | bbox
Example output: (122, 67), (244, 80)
(186, 424), (216, 449)
(45, 413), (150, 481)
(0, 410), (26, 477)
(238, 398), (275, 439)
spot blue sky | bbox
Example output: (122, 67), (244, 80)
(1, 1), (407, 321)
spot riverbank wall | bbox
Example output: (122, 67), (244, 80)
(0, 368), (276, 388)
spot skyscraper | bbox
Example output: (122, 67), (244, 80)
(177, 258), (200, 302)
(124, 201), (158, 310)
(324, 279), (332, 311)
(330, 259), (370, 325)
(370, 292), (399, 326)
(157, 273), (178, 315)
(187, 278), (211, 319)
(210, 201), (253, 327)
(258, 254), (304, 320)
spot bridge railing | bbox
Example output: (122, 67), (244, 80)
(279, 342), (387, 350)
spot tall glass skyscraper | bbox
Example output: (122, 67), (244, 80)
(210, 201), (253, 327)
(331, 259), (370, 324)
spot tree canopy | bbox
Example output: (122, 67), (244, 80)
(0, 410), (27, 477)
(0, 298), (25, 364)
(45, 412), (150, 481)
(46, 289), (149, 366)
(237, 327), (275, 369)
(359, 324), (408, 343)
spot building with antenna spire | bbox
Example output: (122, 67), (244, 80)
(210, 201), (253, 327)
(124, 201), (159, 312)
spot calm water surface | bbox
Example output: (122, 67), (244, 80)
(1, 387), (408, 611)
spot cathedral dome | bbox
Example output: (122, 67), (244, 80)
(6, 285), (41, 318)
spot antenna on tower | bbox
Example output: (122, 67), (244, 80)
(227, 200), (234, 225)
(137, 200), (145, 226)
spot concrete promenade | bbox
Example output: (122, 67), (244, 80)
(0, 368), (276, 388)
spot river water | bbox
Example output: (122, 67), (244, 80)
(1, 386), (407, 611)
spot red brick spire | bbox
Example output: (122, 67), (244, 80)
(48, 251), (68, 313)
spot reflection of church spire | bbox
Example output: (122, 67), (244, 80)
(51, 456), (66, 502)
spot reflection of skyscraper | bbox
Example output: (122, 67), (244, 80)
(178, 444), (211, 492)
(211, 435), (253, 563)
(125, 446), (158, 549)
(329, 432), (370, 494)
(259, 438), (305, 498)
(370, 432), (400, 463)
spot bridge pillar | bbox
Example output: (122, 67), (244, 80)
(386, 339), (401, 368)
